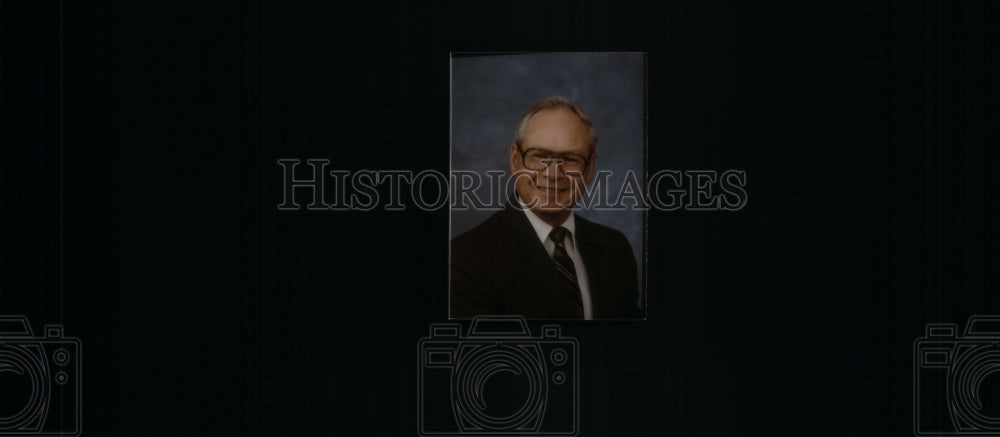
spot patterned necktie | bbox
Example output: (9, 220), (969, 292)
(549, 226), (584, 318)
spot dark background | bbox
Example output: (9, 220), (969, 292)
(3, 1), (996, 436)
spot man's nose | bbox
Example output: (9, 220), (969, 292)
(541, 160), (566, 179)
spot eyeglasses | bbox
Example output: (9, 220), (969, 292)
(517, 147), (591, 173)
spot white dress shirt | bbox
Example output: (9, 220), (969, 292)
(518, 199), (593, 319)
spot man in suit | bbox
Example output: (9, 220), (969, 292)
(450, 96), (641, 320)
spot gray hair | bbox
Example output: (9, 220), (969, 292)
(514, 96), (598, 153)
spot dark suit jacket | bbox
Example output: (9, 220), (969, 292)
(450, 202), (641, 319)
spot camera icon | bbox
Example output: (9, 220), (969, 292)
(0, 316), (81, 436)
(914, 316), (1000, 435)
(418, 316), (579, 436)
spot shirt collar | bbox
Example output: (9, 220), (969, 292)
(517, 197), (576, 246)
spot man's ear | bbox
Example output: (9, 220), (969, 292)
(583, 152), (597, 183)
(509, 142), (520, 173)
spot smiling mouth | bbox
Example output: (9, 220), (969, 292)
(534, 184), (569, 193)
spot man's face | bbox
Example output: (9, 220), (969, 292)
(510, 108), (595, 219)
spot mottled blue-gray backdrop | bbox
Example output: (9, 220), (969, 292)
(450, 52), (645, 287)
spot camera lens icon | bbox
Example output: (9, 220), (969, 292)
(948, 346), (1000, 429)
(453, 345), (547, 430)
(419, 316), (579, 436)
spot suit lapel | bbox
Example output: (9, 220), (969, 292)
(499, 205), (567, 313)
(499, 203), (583, 318)
(574, 217), (609, 318)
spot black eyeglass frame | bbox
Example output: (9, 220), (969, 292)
(516, 146), (594, 173)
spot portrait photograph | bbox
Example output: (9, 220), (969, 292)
(449, 52), (646, 320)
